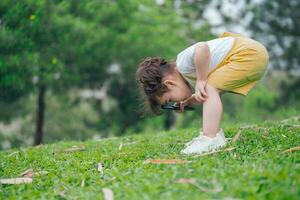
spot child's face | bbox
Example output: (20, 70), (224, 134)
(158, 76), (192, 105)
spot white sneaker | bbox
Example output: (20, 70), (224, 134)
(184, 131), (203, 147)
(184, 128), (226, 147)
(181, 129), (227, 155)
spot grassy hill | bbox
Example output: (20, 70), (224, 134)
(1, 116), (300, 199)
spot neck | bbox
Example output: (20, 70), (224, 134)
(175, 67), (192, 87)
(173, 68), (193, 96)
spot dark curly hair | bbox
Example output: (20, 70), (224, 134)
(136, 57), (175, 115)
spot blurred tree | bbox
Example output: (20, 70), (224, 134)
(248, 0), (300, 72)
(0, 0), (212, 146)
(247, 0), (300, 104)
(102, 0), (212, 134)
(0, 0), (109, 144)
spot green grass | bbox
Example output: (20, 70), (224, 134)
(1, 117), (300, 199)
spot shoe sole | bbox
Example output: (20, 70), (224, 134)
(181, 141), (227, 155)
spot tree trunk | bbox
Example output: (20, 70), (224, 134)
(34, 85), (46, 145)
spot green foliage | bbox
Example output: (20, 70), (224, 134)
(225, 84), (279, 122)
(248, 0), (300, 72)
(0, 92), (104, 149)
(0, 0), (212, 141)
(0, 117), (299, 199)
(1, 0), (298, 149)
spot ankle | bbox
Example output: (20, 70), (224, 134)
(203, 133), (217, 138)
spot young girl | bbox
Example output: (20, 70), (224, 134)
(136, 32), (269, 155)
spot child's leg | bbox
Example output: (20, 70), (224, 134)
(202, 84), (223, 138)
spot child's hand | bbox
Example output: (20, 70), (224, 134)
(174, 94), (203, 113)
(195, 79), (208, 102)
(182, 94), (204, 106)
(173, 102), (184, 113)
(173, 100), (189, 113)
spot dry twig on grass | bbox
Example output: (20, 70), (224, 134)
(281, 146), (300, 153)
(231, 129), (241, 144)
(62, 144), (85, 153)
(0, 177), (33, 185)
(143, 159), (188, 164)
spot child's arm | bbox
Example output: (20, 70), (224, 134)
(193, 42), (211, 102)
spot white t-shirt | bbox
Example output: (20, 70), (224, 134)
(176, 37), (234, 88)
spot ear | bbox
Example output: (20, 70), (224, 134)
(163, 80), (176, 89)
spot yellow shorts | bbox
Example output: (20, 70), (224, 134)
(207, 32), (269, 96)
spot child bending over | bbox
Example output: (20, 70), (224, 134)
(136, 32), (269, 155)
